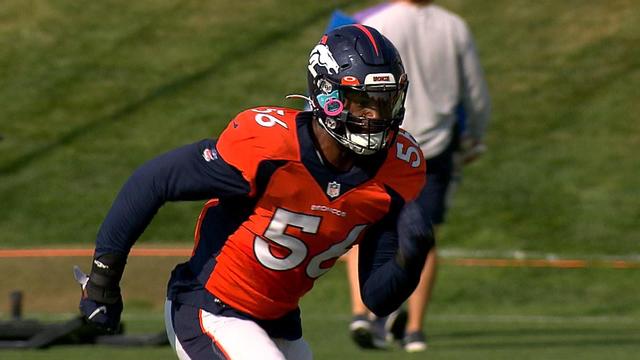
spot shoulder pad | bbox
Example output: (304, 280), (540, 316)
(377, 129), (427, 202)
(216, 107), (300, 195)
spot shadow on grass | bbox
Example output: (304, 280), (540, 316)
(0, 5), (337, 176)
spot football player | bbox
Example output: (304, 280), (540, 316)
(76, 24), (434, 359)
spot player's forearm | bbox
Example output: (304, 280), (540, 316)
(360, 258), (422, 316)
(361, 199), (434, 315)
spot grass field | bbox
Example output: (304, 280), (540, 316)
(1, 257), (639, 359)
(1, 0), (640, 358)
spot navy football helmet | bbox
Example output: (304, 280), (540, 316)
(307, 24), (408, 155)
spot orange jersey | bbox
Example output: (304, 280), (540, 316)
(202, 107), (425, 319)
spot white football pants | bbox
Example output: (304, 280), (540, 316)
(164, 300), (312, 360)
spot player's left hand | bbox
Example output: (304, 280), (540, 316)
(74, 265), (123, 333)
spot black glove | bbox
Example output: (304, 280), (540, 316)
(74, 253), (126, 333)
(395, 200), (435, 273)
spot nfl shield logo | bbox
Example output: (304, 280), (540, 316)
(326, 181), (341, 198)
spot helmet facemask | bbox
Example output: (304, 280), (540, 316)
(313, 74), (408, 156)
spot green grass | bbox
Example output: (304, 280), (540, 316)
(1, 0), (639, 358)
(1, 0), (638, 252)
(442, 0), (640, 254)
(1, 263), (639, 359)
(4, 316), (637, 360)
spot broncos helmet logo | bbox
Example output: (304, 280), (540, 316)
(308, 44), (340, 78)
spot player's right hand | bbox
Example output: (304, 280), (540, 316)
(73, 253), (126, 333)
(74, 265), (123, 333)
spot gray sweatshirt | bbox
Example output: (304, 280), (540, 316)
(363, 2), (491, 158)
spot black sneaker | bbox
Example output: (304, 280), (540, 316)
(403, 330), (428, 352)
(349, 315), (375, 349)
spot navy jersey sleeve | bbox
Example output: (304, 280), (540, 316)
(95, 139), (250, 256)
(358, 228), (418, 317)
(357, 187), (434, 316)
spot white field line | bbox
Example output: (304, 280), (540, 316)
(439, 248), (640, 262)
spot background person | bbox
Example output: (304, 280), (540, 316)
(345, 0), (491, 352)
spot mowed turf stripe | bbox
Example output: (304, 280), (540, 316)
(0, 248), (190, 257)
(1, 248), (639, 269)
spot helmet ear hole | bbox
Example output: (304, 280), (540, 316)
(323, 98), (344, 117)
